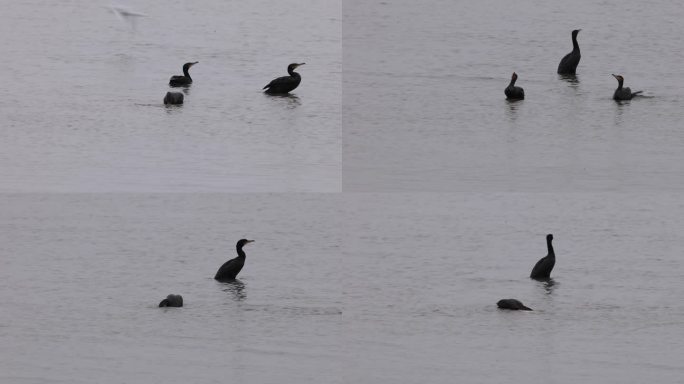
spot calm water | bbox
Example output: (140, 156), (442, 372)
(2, 0), (684, 382)
(343, 0), (684, 191)
(0, 0), (341, 192)
(2, 194), (684, 383)
(0, 194), (345, 383)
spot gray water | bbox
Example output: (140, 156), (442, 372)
(343, 0), (684, 191)
(3, 0), (684, 382)
(0, 0), (341, 192)
(2, 194), (684, 383)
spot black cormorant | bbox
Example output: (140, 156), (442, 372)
(505, 72), (525, 100)
(612, 74), (642, 101)
(530, 234), (555, 279)
(497, 299), (532, 311)
(159, 294), (183, 307)
(164, 92), (184, 105)
(557, 29), (581, 75)
(263, 63), (305, 94)
(169, 62), (198, 87)
(214, 239), (255, 282)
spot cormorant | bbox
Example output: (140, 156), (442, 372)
(164, 92), (184, 105)
(159, 294), (183, 307)
(497, 299), (532, 311)
(505, 72), (525, 100)
(530, 234), (555, 280)
(612, 74), (642, 101)
(557, 29), (581, 75)
(263, 63), (305, 94)
(169, 62), (198, 87)
(214, 239), (255, 282)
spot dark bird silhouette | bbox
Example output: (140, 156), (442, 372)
(263, 63), (305, 94)
(214, 239), (255, 282)
(163, 92), (184, 105)
(557, 29), (581, 75)
(169, 62), (198, 87)
(612, 74), (643, 101)
(505, 72), (525, 100)
(497, 299), (532, 311)
(530, 234), (555, 280)
(159, 294), (183, 307)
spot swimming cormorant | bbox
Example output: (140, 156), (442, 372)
(164, 92), (184, 105)
(530, 234), (555, 279)
(159, 294), (183, 307)
(497, 299), (532, 311)
(557, 29), (581, 75)
(214, 239), (255, 282)
(505, 72), (525, 100)
(612, 74), (642, 101)
(263, 63), (305, 94)
(169, 62), (198, 87)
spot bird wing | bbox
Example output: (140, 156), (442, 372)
(530, 256), (551, 277)
(263, 75), (293, 89)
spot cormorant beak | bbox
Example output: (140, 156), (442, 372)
(295, 63), (305, 68)
(190, 61), (199, 66)
(612, 74), (619, 79)
(246, 240), (255, 244)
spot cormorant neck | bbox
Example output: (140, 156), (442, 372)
(572, 35), (580, 52)
(547, 237), (555, 257)
(509, 77), (517, 87)
(616, 79), (623, 90)
(288, 68), (299, 77)
(237, 246), (246, 259)
(183, 67), (192, 80)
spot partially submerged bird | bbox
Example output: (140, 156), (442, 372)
(530, 234), (556, 280)
(612, 74), (642, 101)
(497, 299), (532, 311)
(159, 294), (183, 307)
(557, 29), (581, 75)
(263, 63), (305, 94)
(163, 92), (184, 105)
(214, 239), (255, 282)
(504, 72), (525, 100)
(169, 62), (198, 87)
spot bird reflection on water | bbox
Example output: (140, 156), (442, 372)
(558, 73), (580, 88)
(265, 93), (301, 109)
(221, 279), (246, 301)
(534, 277), (557, 294)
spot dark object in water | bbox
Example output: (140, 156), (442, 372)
(159, 294), (183, 307)
(169, 62), (198, 87)
(214, 239), (255, 282)
(263, 63), (305, 94)
(497, 299), (532, 311)
(612, 74), (643, 101)
(530, 234), (555, 280)
(557, 29), (581, 75)
(164, 92), (184, 105)
(505, 72), (524, 100)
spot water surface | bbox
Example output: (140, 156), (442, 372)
(343, 0), (684, 191)
(0, 0), (341, 192)
(2, 193), (683, 383)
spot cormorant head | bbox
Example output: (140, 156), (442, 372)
(612, 74), (624, 83)
(288, 63), (305, 72)
(183, 61), (199, 71)
(572, 29), (581, 37)
(236, 239), (255, 249)
(546, 234), (553, 242)
(511, 72), (518, 81)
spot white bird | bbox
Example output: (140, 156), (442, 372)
(106, 4), (146, 29)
